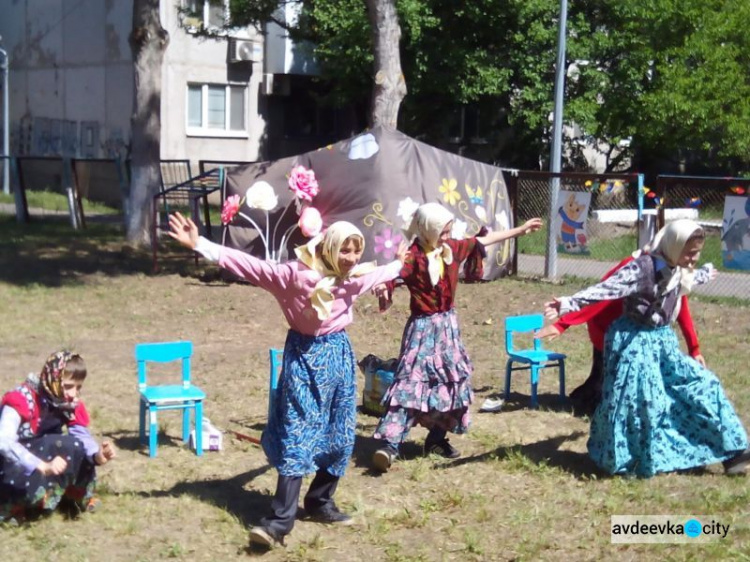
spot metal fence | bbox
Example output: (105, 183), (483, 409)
(506, 170), (645, 281)
(657, 174), (750, 300)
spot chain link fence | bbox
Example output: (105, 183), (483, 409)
(657, 175), (750, 300)
(506, 171), (644, 281)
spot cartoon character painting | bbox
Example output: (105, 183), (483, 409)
(722, 196), (750, 270)
(556, 191), (591, 254)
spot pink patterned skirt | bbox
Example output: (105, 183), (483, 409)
(374, 309), (474, 444)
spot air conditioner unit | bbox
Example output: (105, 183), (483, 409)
(228, 38), (262, 63)
(261, 73), (291, 96)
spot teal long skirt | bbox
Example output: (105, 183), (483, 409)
(588, 316), (747, 477)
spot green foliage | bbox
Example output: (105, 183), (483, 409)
(229, 0), (750, 172)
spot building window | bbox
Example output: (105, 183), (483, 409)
(184, 0), (228, 30)
(186, 84), (247, 137)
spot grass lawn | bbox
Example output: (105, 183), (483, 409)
(0, 217), (748, 561)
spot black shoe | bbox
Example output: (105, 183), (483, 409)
(248, 526), (284, 548)
(424, 437), (460, 459)
(305, 504), (354, 526)
(723, 448), (750, 476)
(372, 446), (397, 473)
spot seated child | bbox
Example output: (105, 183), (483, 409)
(0, 351), (116, 523)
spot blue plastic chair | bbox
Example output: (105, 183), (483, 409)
(136, 341), (206, 458)
(504, 314), (566, 409)
(268, 348), (283, 418)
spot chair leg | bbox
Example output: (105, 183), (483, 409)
(182, 406), (190, 443)
(148, 408), (158, 458)
(195, 401), (204, 457)
(559, 360), (566, 401)
(530, 365), (539, 409)
(504, 360), (513, 400)
(139, 400), (146, 444)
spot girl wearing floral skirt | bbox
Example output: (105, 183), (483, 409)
(545, 219), (750, 477)
(0, 351), (116, 523)
(168, 212), (407, 548)
(371, 203), (542, 471)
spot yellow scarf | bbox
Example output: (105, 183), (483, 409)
(295, 221), (376, 320)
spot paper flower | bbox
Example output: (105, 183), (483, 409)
(374, 228), (403, 260)
(288, 165), (320, 202)
(451, 219), (468, 239)
(439, 178), (461, 206)
(397, 197), (420, 227)
(577, 233), (587, 246)
(475, 206), (487, 223)
(348, 133), (379, 160)
(299, 206), (323, 238)
(245, 181), (279, 211)
(221, 194), (242, 225)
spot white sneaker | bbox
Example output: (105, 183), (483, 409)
(479, 397), (505, 413)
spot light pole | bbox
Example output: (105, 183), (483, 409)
(0, 41), (9, 195)
(544, 0), (568, 279)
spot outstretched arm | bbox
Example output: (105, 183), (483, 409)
(476, 218), (543, 247)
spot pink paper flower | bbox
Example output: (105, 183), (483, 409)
(221, 194), (241, 225)
(288, 165), (319, 202)
(577, 233), (587, 246)
(374, 228), (403, 260)
(298, 206), (323, 238)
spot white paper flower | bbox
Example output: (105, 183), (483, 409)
(245, 181), (279, 211)
(475, 206), (487, 223)
(451, 219), (468, 239)
(495, 211), (509, 231)
(397, 197), (420, 227)
(348, 133), (379, 160)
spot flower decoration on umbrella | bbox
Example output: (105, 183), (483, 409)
(374, 228), (403, 260)
(274, 165), (323, 260)
(221, 164), (323, 262)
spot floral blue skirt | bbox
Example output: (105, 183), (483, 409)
(261, 330), (357, 478)
(588, 316), (748, 477)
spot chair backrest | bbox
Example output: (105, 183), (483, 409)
(135, 341), (193, 391)
(268, 348), (283, 418)
(504, 314), (544, 353)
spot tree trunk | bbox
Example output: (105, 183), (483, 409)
(127, 0), (168, 246)
(365, 0), (406, 130)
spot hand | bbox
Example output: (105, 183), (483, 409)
(372, 283), (389, 299)
(167, 212), (200, 250)
(100, 440), (117, 462)
(523, 218), (543, 234)
(544, 298), (562, 321)
(535, 324), (562, 341)
(693, 354), (706, 367)
(38, 456), (67, 476)
(706, 264), (717, 280)
(395, 240), (410, 264)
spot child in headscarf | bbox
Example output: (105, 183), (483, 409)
(536, 253), (706, 417)
(0, 351), (116, 523)
(544, 219), (750, 477)
(371, 203), (542, 472)
(167, 212), (408, 548)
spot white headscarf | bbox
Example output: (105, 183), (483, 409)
(650, 219), (704, 295)
(295, 221), (376, 320)
(405, 203), (454, 285)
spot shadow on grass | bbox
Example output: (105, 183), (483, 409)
(447, 430), (603, 479)
(0, 215), (209, 287)
(496, 391), (573, 414)
(108, 430), (189, 456)
(133, 465), (274, 528)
